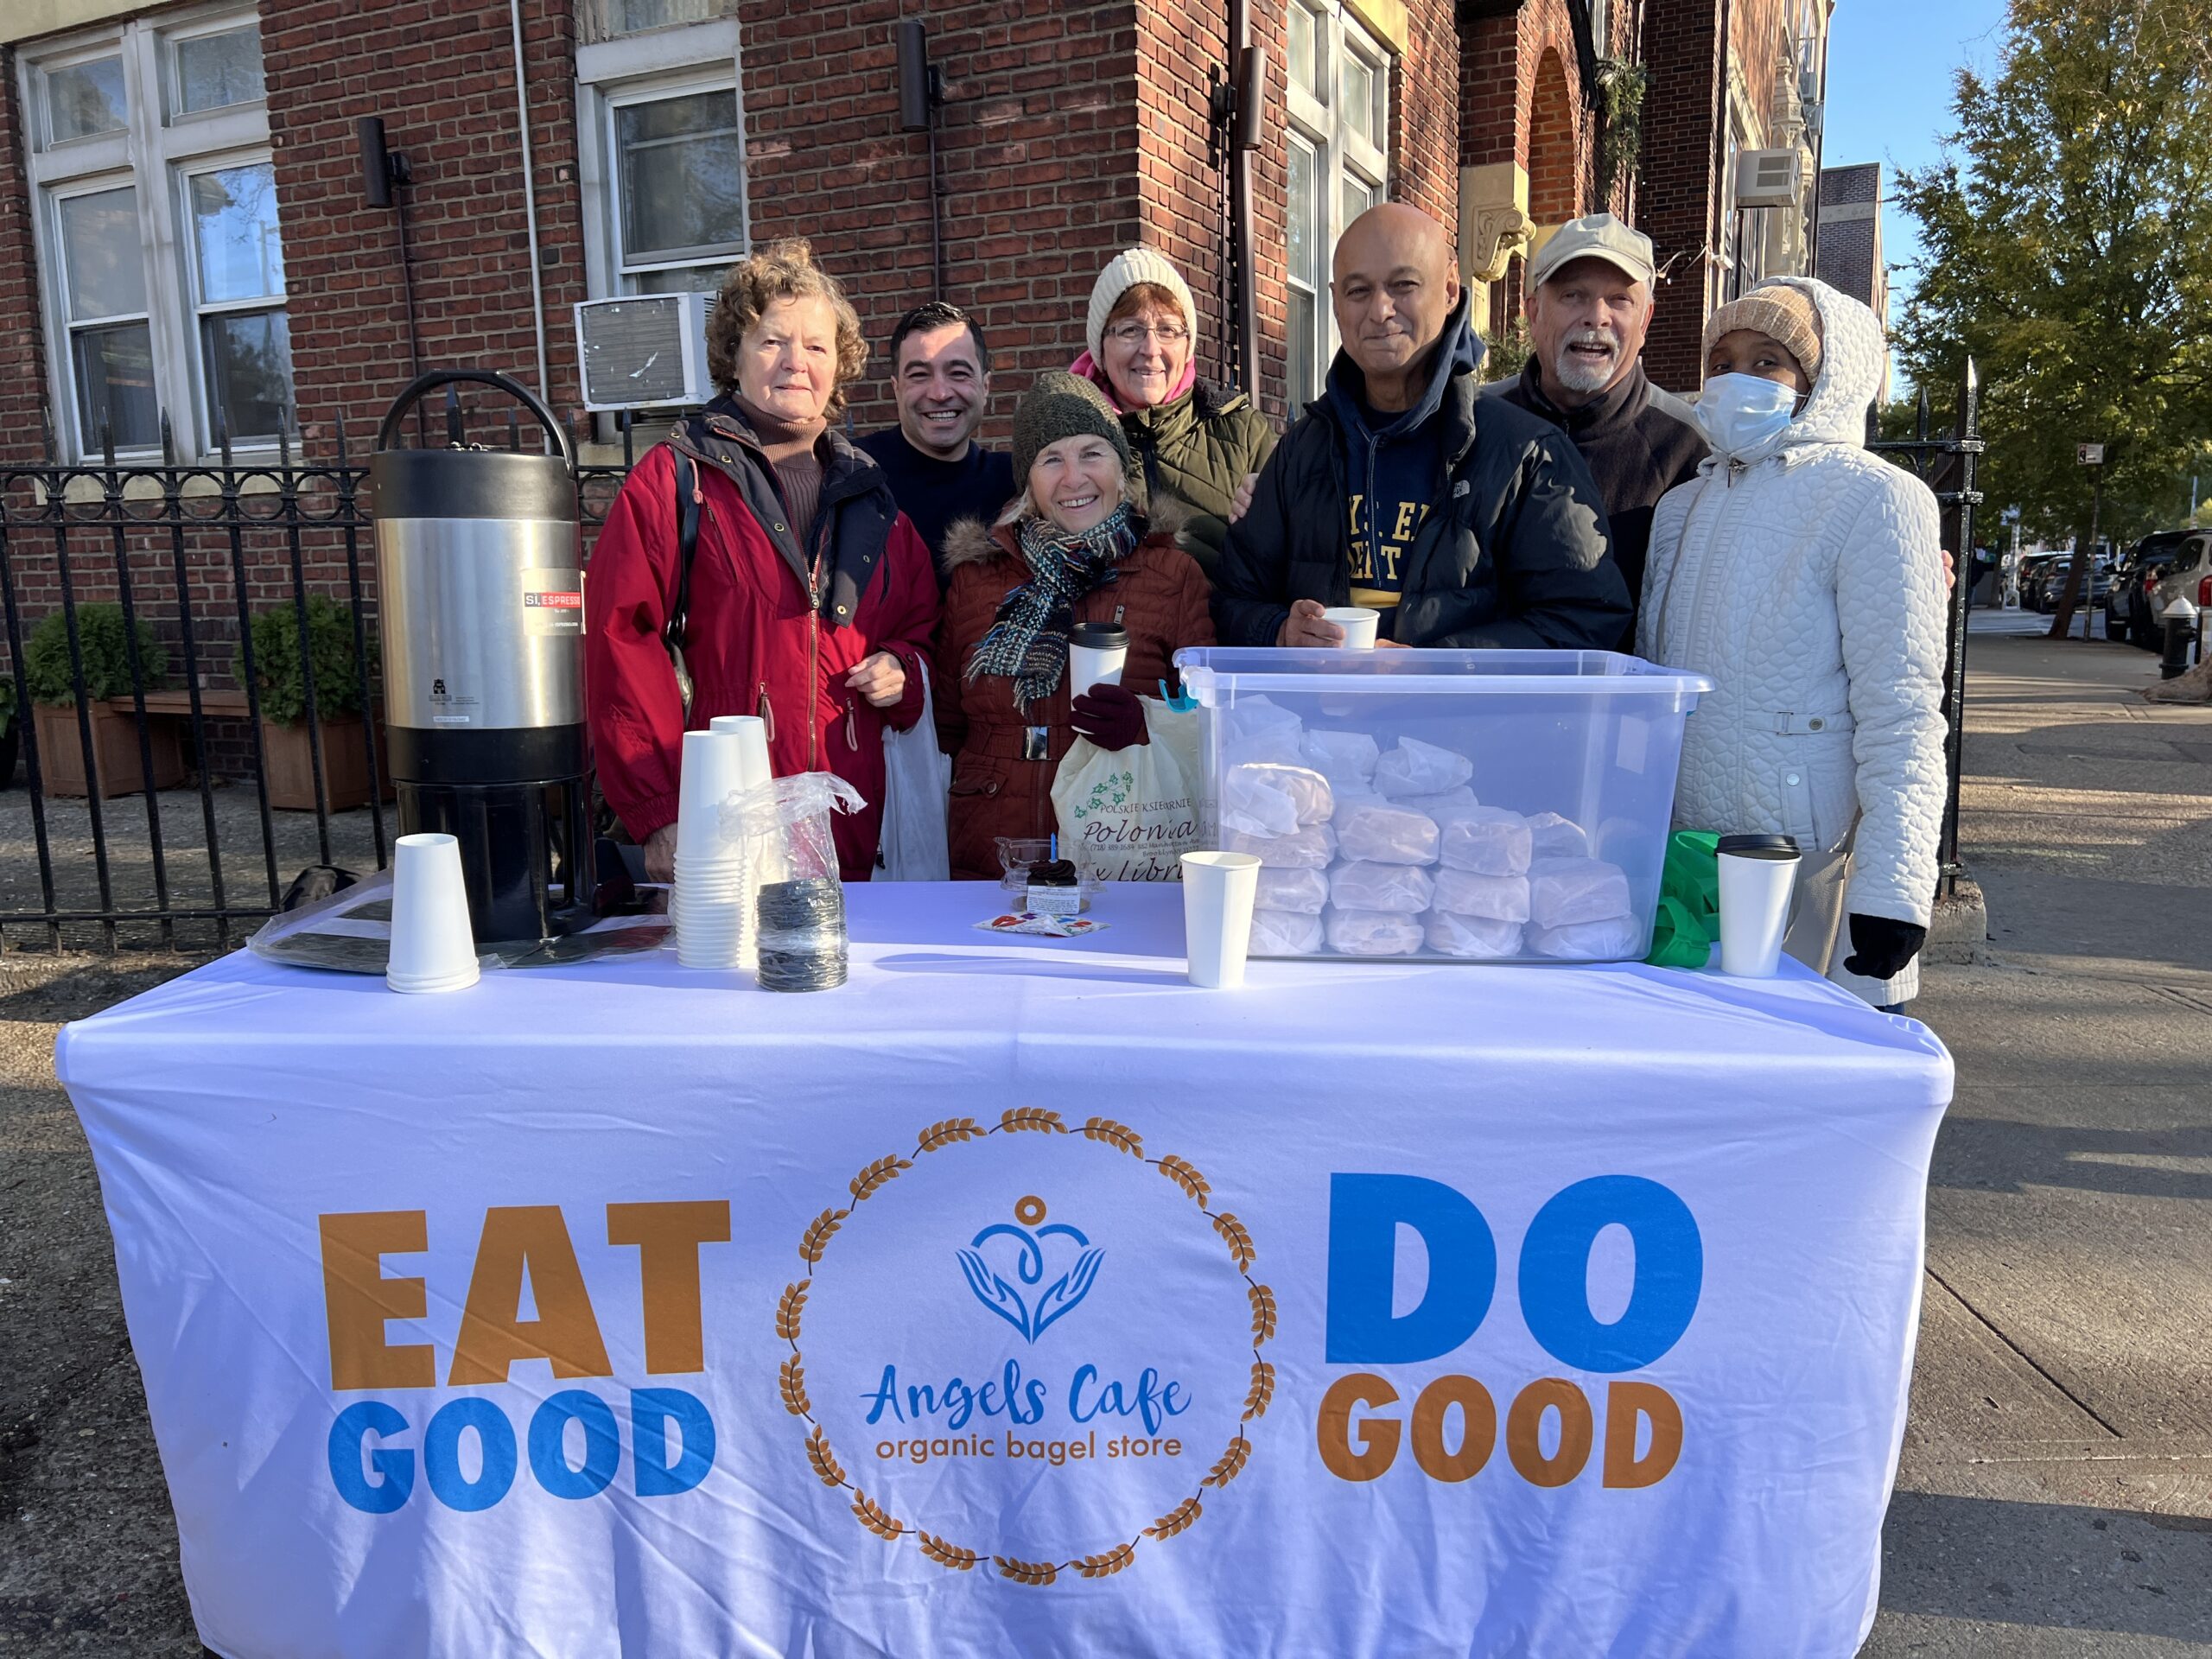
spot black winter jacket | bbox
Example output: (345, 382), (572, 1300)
(1485, 359), (1707, 639)
(1213, 294), (1632, 650)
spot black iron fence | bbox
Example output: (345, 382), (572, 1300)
(3, 378), (1987, 951)
(0, 396), (639, 953)
(1867, 360), (1986, 900)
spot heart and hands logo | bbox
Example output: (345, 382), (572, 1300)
(956, 1195), (1103, 1343)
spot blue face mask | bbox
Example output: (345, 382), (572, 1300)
(1694, 372), (1802, 457)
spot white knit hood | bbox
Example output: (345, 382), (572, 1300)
(1698, 276), (1886, 467)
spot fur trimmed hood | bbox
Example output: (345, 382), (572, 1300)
(939, 496), (1195, 575)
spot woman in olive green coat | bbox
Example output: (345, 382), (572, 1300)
(1072, 247), (1276, 584)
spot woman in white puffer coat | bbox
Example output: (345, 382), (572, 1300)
(1639, 276), (1946, 1007)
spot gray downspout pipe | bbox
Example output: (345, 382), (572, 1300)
(508, 0), (552, 399)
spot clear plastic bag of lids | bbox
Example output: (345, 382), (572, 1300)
(1425, 912), (1526, 959)
(1324, 906), (1424, 957)
(1251, 907), (1326, 955)
(1334, 798), (1440, 866)
(1329, 861), (1435, 913)
(1374, 736), (1474, 799)
(1528, 856), (1631, 928)
(1431, 868), (1530, 923)
(721, 771), (864, 885)
(1438, 806), (1532, 876)
(1256, 867), (1329, 914)
(1225, 822), (1338, 869)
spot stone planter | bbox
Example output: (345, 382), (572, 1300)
(33, 700), (187, 798)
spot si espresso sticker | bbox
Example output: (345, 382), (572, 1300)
(522, 569), (584, 636)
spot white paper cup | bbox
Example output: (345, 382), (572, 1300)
(1717, 836), (1802, 977)
(1068, 641), (1128, 692)
(386, 833), (480, 993)
(1322, 607), (1380, 649)
(709, 714), (774, 794)
(1182, 850), (1262, 988)
(675, 728), (747, 866)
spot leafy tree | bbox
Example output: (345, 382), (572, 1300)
(1892, 0), (2212, 634)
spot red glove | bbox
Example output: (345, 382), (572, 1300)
(1070, 683), (1149, 751)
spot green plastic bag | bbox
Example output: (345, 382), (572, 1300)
(1644, 830), (1721, 968)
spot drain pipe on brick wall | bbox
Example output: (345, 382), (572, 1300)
(508, 0), (552, 400)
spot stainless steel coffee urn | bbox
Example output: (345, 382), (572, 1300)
(371, 370), (593, 943)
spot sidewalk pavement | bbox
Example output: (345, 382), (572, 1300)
(1, 622), (2208, 1656)
(1863, 626), (2212, 1655)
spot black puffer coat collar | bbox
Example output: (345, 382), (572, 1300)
(666, 394), (897, 626)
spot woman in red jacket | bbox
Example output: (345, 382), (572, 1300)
(586, 240), (938, 881)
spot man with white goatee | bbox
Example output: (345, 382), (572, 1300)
(1484, 214), (1707, 643)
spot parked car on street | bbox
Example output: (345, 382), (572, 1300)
(2015, 553), (2063, 609)
(2034, 555), (2112, 615)
(2108, 532), (2190, 647)
(2151, 532), (2212, 646)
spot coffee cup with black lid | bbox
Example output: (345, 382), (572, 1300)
(1715, 833), (1801, 977)
(1067, 621), (1129, 693)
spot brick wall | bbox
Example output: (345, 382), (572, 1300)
(264, 0), (588, 466)
(747, 0), (1141, 442)
(1637, 0), (1720, 391)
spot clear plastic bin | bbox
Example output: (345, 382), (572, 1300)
(1173, 648), (1713, 963)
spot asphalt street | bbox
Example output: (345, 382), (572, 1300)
(0, 613), (2207, 1655)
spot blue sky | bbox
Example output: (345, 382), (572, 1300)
(1818, 0), (2012, 337)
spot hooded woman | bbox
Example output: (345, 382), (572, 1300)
(585, 239), (939, 882)
(1640, 276), (1947, 1007)
(935, 372), (1215, 881)
(1073, 248), (1275, 582)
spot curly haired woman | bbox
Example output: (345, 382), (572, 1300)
(586, 239), (939, 880)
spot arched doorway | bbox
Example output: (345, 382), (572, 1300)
(1528, 48), (1580, 227)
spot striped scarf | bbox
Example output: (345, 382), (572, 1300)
(966, 505), (1142, 711)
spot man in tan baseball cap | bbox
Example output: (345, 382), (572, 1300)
(1485, 213), (1707, 639)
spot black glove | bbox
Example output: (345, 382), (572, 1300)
(1843, 913), (1927, 982)
(1069, 683), (1149, 751)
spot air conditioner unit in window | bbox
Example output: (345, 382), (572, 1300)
(575, 292), (715, 411)
(1736, 149), (1805, 207)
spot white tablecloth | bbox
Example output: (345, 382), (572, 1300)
(58, 881), (1951, 1658)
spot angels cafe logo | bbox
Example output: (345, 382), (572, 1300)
(781, 1109), (1271, 1585)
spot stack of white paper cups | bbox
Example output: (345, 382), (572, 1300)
(709, 715), (777, 963)
(386, 833), (481, 994)
(671, 727), (752, 969)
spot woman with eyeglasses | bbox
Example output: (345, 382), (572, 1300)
(1072, 248), (1276, 583)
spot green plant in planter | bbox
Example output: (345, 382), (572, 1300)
(0, 673), (14, 738)
(24, 604), (170, 706)
(234, 598), (379, 727)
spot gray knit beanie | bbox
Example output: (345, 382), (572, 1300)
(1011, 370), (1135, 484)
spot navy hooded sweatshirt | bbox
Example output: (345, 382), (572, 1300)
(1322, 308), (1483, 639)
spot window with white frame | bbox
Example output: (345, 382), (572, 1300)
(575, 10), (748, 302)
(1283, 0), (1391, 407)
(20, 11), (287, 459)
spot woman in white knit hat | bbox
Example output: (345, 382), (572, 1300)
(1073, 246), (1275, 582)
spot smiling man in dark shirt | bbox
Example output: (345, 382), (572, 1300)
(860, 302), (1015, 586)
(1483, 214), (1707, 640)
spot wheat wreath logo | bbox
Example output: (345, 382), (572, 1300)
(958, 1198), (1104, 1343)
(778, 1109), (1274, 1586)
